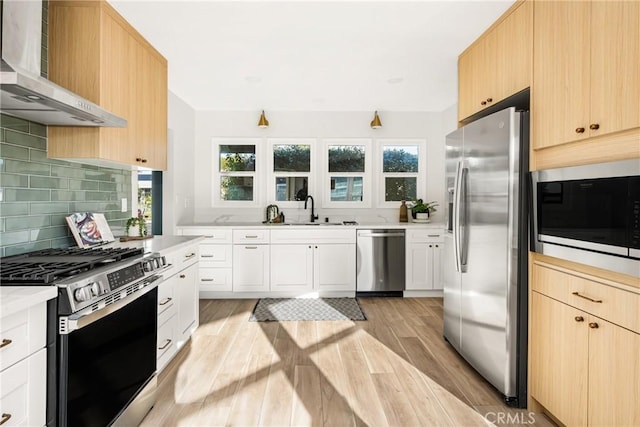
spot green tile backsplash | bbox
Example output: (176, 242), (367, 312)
(0, 114), (133, 257)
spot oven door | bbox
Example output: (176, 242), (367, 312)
(58, 287), (157, 427)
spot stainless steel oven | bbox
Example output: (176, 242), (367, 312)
(531, 159), (640, 276)
(0, 247), (170, 426)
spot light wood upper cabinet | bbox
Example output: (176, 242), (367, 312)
(47, 0), (168, 170)
(589, 1), (640, 140)
(532, 0), (640, 150)
(457, 1), (532, 122)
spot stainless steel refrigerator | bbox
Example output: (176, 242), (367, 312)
(443, 107), (528, 407)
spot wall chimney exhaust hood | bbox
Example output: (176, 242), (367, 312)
(0, 0), (126, 127)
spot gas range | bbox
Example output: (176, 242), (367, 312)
(0, 246), (170, 315)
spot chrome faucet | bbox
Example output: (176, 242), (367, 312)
(304, 195), (318, 223)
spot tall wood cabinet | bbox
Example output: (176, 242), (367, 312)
(532, 0), (640, 150)
(47, 0), (168, 170)
(457, 0), (532, 122)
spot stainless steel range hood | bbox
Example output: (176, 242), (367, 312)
(0, 0), (126, 127)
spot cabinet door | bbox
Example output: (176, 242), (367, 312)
(588, 317), (640, 426)
(589, 1), (640, 138)
(0, 348), (46, 427)
(430, 243), (442, 290)
(532, 0), (591, 150)
(270, 245), (313, 292)
(233, 245), (269, 292)
(314, 244), (356, 292)
(406, 243), (429, 290)
(530, 292), (588, 427)
(494, 0), (532, 102)
(175, 263), (198, 345)
(99, 9), (133, 164)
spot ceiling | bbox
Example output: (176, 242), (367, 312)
(109, 1), (514, 112)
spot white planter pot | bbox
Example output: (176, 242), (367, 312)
(127, 225), (141, 237)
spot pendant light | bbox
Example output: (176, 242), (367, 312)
(258, 110), (269, 128)
(370, 111), (382, 129)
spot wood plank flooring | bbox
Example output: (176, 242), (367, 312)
(141, 298), (554, 427)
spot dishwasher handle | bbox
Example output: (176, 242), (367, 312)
(357, 232), (405, 238)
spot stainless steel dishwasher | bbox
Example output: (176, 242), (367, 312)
(356, 229), (405, 296)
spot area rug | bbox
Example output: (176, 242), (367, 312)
(249, 298), (366, 322)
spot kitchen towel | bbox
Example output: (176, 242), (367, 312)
(250, 298), (366, 321)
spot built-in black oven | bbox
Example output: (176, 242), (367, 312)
(531, 159), (640, 276)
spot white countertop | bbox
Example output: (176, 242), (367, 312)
(177, 222), (445, 230)
(0, 286), (57, 318)
(113, 235), (204, 253)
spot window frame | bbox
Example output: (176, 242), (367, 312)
(212, 138), (262, 207)
(376, 139), (427, 208)
(322, 138), (372, 208)
(266, 138), (317, 209)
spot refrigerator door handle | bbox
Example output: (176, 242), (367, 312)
(459, 166), (469, 272)
(453, 160), (463, 272)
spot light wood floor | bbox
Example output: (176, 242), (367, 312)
(141, 298), (554, 427)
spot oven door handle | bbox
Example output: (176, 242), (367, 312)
(59, 276), (161, 334)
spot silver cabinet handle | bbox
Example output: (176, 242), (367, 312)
(204, 235), (214, 238)
(245, 246), (258, 249)
(158, 339), (172, 350)
(0, 339), (12, 349)
(244, 235), (258, 239)
(159, 297), (172, 306)
(184, 253), (196, 259)
(427, 234), (440, 237)
(201, 279), (214, 282)
(201, 254), (214, 258)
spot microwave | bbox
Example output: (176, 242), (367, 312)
(531, 159), (639, 277)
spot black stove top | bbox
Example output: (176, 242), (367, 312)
(0, 247), (144, 285)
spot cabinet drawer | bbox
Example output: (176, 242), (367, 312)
(407, 229), (443, 243)
(199, 245), (232, 267)
(271, 228), (356, 244)
(233, 229), (269, 244)
(180, 228), (232, 243)
(199, 268), (232, 292)
(532, 264), (640, 334)
(0, 347), (46, 427)
(157, 316), (176, 368)
(0, 303), (46, 372)
(157, 281), (175, 317)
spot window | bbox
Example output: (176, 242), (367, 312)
(213, 139), (260, 206)
(323, 139), (371, 208)
(378, 139), (426, 207)
(267, 139), (315, 206)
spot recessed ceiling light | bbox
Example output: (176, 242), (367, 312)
(387, 77), (404, 84)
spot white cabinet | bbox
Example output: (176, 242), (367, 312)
(405, 230), (444, 291)
(175, 262), (199, 345)
(232, 229), (270, 292)
(233, 245), (270, 292)
(0, 301), (49, 426)
(156, 273), (177, 372)
(314, 244), (356, 292)
(270, 245), (314, 292)
(179, 228), (233, 293)
(270, 229), (356, 294)
(158, 242), (199, 367)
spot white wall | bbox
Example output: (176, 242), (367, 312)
(179, 108), (458, 225)
(164, 91), (196, 234)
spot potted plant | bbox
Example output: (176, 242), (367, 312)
(125, 215), (147, 237)
(411, 199), (439, 220)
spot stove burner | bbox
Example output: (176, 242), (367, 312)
(0, 247), (144, 285)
